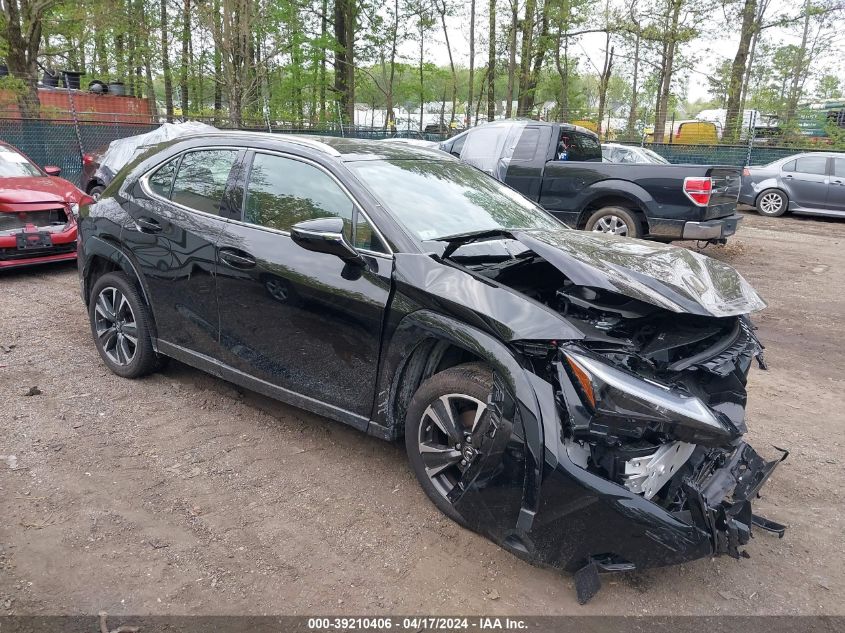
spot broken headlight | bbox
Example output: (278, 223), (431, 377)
(563, 349), (733, 442)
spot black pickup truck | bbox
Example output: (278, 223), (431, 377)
(440, 120), (742, 242)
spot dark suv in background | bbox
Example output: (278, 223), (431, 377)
(76, 132), (784, 603)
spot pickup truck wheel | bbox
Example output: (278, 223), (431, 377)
(756, 189), (788, 217)
(585, 206), (641, 238)
(404, 362), (496, 528)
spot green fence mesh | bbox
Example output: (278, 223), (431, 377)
(2, 116), (843, 187)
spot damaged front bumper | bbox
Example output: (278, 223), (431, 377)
(685, 442), (787, 559)
(512, 437), (786, 582)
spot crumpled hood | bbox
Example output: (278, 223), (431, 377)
(0, 176), (81, 204)
(510, 229), (766, 317)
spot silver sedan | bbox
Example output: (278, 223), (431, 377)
(739, 152), (845, 218)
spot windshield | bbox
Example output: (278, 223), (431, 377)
(640, 148), (669, 164)
(0, 146), (42, 177)
(349, 159), (563, 241)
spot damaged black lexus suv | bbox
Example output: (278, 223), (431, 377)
(77, 133), (785, 601)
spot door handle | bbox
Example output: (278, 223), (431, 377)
(135, 216), (162, 233)
(784, 174), (793, 179)
(219, 249), (256, 269)
(832, 179), (844, 186)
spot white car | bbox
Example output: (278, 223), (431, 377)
(602, 143), (669, 165)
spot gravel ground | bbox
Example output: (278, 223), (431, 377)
(1, 211), (843, 616)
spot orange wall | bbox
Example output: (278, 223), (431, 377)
(0, 88), (155, 123)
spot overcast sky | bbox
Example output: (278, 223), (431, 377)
(396, 0), (844, 104)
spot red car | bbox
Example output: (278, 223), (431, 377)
(0, 141), (91, 270)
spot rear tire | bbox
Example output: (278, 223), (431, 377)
(404, 363), (495, 527)
(88, 272), (159, 379)
(755, 189), (788, 217)
(584, 206), (642, 238)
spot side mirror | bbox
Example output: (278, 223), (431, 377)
(291, 217), (363, 264)
(43, 165), (61, 176)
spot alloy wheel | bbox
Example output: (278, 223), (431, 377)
(759, 192), (783, 215)
(94, 286), (138, 366)
(591, 215), (630, 236)
(417, 393), (488, 499)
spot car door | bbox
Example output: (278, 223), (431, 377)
(827, 158), (845, 212)
(122, 147), (242, 358)
(780, 155), (829, 208)
(214, 150), (392, 426)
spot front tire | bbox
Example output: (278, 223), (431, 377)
(755, 189), (788, 217)
(88, 185), (105, 201)
(89, 272), (159, 379)
(584, 206), (642, 238)
(405, 363), (495, 527)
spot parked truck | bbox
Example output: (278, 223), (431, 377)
(440, 120), (742, 242)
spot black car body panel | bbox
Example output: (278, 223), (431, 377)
(76, 132), (784, 592)
(441, 121), (742, 242)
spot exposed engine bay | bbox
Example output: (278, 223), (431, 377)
(451, 245), (786, 598)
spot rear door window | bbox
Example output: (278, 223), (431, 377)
(566, 132), (602, 162)
(148, 158), (179, 198)
(833, 158), (845, 178)
(170, 149), (239, 215)
(792, 156), (828, 176)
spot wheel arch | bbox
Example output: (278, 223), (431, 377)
(81, 237), (158, 340)
(575, 183), (652, 231)
(370, 309), (549, 536)
(370, 310), (544, 442)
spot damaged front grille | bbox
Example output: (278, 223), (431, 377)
(0, 208), (69, 232)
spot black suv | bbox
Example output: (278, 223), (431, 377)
(77, 133), (784, 602)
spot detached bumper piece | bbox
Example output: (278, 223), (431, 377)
(685, 442), (787, 559)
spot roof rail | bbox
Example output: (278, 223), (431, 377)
(212, 130), (342, 157)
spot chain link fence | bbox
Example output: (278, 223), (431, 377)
(3, 115), (843, 187)
(626, 142), (841, 167)
(0, 117), (447, 186)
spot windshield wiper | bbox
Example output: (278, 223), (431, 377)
(435, 228), (519, 258)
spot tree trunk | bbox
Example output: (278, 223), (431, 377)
(487, 0), (496, 122)
(181, 0), (191, 115)
(723, 0), (757, 141)
(653, 0), (681, 143)
(626, 31), (640, 138)
(212, 0), (222, 123)
(1, 0), (46, 118)
(161, 0), (174, 122)
(596, 41), (614, 138)
(467, 0), (476, 126)
(319, 0), (328, 121)
(385, 0), (400, 131)
(784, 0), (811, 125)
(436, 0), (458, 124)
(505, 0), (517, 118)
(516, 0), (536, 117)
(419, 17), (425, 131)
(333, 0), (356, 124)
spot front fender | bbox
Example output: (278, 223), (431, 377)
(370, 309), (549, 542)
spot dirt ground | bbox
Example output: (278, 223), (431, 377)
(1, 211), (843, 616)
